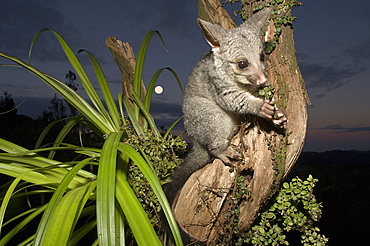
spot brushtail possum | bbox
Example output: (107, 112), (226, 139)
(166, 9), (287, 204)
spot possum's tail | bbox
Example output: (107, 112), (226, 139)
(165, 142), (211, 205)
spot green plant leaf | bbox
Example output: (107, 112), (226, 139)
(28, 29), (110, 120)
(35, 117), (73, 149)
(42, 181), (97, 245)
(96, 131), (124, 245)
(132, 30), (168, 121)
(0, 205), (47, 245)
(0, 153), (91, 189)
(47, 115), (84, 159)
(115, 168), (161, 246)
(163, 116), (184, 140)
(0, 52), (114, 134)
(119, 93), (145, 137)
(0, 162), (57, 187)
(1, 26), (186, 246)
(131, 92), (161, 138)
(78, 49), (121, 131)
(144, 67), (183, 111)
(33, 157), (92, 244)
(117, 142), (183, 246)
(0, 138), (35, 155)
(68, 219), (97, 246)
(0, 172), (27, 236)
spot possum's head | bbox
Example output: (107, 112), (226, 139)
(198, 8), (272, 87)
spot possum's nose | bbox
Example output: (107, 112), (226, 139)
(257, 74), (268, 86)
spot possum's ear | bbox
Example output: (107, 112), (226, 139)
(241, 8), (272, 30)
(197, 18), (226, 48)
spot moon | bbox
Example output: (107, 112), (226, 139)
(154, 85), (163, 94)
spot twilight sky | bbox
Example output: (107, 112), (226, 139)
(0, 0), (369, 152)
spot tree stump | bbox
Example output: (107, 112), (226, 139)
(172, 0), (309, 244)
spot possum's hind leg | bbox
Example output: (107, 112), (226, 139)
(215, 144), (242, 166)
(194, 103), (241, 165)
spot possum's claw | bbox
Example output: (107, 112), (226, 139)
(218, 145), (242, 165)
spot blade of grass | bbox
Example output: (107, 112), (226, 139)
(0, 143), (96, 185)
(0, 172), (28, 236)
(96, 131), (124, 245)
(47, 115), (84, 159)
(0, 141), (99, 183)
(19, 235), (35, 246)
(115, 168), (162, 246)
(68, 220), (97, 246)
(115, 153), (130, 245)
(163, 116), (184, 140)
(0, 155), (90, 188)
(4, 189), (53, 201)
(28, 29), (109, 119)
(0, 205), (47, 245)
(118, 142), (183, 246)
(79, 118), (106, 140)
(114, 203), (126, 246)
(78, 49), (121, 130)
(35, 116), (77, 149)
(33, 157), (93, 245)
(121, 94), (144, 137)
(0, 52), (114, 134)
(132, 30), (167, 121)
(134, 30), (168, 95)
(0, 138), (35, 155)
(42, 181), (97, 245)
(40, 73), (115, 134)
(131, 92), (160, 138)
(117, 93), (126, 125)
(144, 67), (183, 111)
(0, 163), (57, 187)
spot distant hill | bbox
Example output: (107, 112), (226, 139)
(288, 150), (370, 245)
(297, 150), (370, 167)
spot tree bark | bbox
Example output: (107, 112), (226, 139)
(172, 0), (309, 244)
(105, 37), (147, 110)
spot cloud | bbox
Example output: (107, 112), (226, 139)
(296, 6), (370, 100)
(150, 100), (183, 129)
(152, 112), (180, 122)
(150, 100), (182, 115)
(343, 39), (370, 71)
(0, 1), (83, 61)
(299, 62), (356, 91)
(298, 36), (370, 99)
(318, 125), (370, 133)
(313, 93), (325, 100)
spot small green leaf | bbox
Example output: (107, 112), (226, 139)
(266, 212), (275, 219)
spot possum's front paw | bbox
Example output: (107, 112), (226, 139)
(272, 109), (287, 127)
(217, 145), (242, 165)
(258, 100), (275, 120)
(259, 100), (287, 127)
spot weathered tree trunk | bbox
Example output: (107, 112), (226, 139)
(171, 0), (309, 244)
(105, 37), (147, 109)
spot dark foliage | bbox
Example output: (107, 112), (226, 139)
(289, 150), (370, 245)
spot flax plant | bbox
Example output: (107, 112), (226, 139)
(0, 29), (183, 245)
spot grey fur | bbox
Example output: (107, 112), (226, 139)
(166, 9), (284, 204)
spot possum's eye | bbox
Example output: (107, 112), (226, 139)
(238, 60), (249, 69)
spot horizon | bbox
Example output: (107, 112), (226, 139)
(6, 94), (369, 153)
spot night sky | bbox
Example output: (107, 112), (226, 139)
(1, 0), (369, 152)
